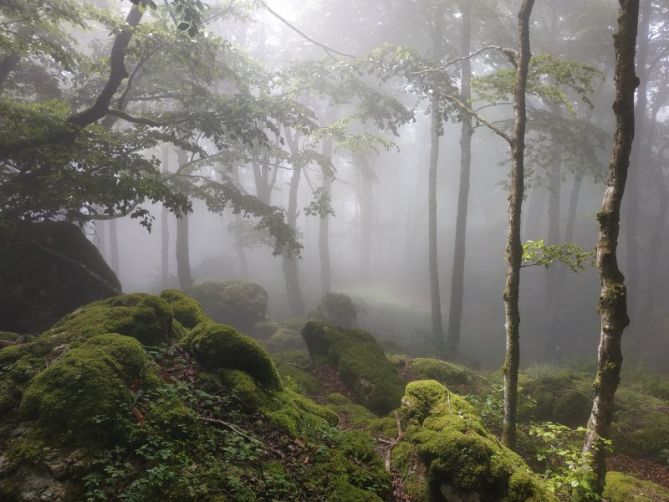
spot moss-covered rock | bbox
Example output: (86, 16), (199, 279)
(20, 334), (147, 443)
(519, 368), (591, 427)
(314, 292), (358, 328)
(0, 221), (121, 334)
(302, 321), (403, 415)
(409, 357), (484, 395)
(45, 293), (176, 347)
(603, 471), (669, 502)
(185, 322), (281, 390)
(264, 327), (307, 353)
(185, 280), (268, 334)
(398, 380), (555, 502)
(160, 289), (207, 329)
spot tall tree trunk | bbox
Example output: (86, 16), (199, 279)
(428, 9), (446, 355)
(358, 154), (374, 280)
(543, 147), (562, 359)
(319, 138), (333, 296)
(643, 89), (669, 315)
(446, 0), (473, 357)
(501, 0), (535, 450)
(582, 0), (639, 495)
(176, 150), (193, 289)
(428, 94), (444, 355)
(109, 218), (120, 275)
(624, 0), (650, 316)
(161, 148), (170, 290)
(282, 129), (306, 316)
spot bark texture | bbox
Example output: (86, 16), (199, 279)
(501, 0), (535, 450)
(582, 0), (639, 495)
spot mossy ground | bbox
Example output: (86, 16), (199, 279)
(603, 471), (669, 501)
(0, 294), (391, 501)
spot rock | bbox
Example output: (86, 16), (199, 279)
(395, 380), (555, 502)
(314, 293), (357, 328)
(185, 321), (281, 390)
(302, 321), (403, 415)
(185, 280), (268, 334)
(0, 221), (121, 334)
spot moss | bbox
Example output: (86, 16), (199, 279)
(391, 441), (430, 500)
(218, 368), (267, 411)
(302, 322), (403, 415)
(185, 280), (268, 333)
(314, 292), (357, 328)
(519, 367), (591, 427)
(398, 380), (555, 502)
(278, 364), (319, 394)
(409, 357), (483, 395)
(603, 471), (669, 502)
(160, 289), (207, 329)
(264, 327), (306, 353)
(263, 389), (338, 438)
(20, 334), (147, 443)
(186, 322), (281, 390)
(612, 388), (669, 462)
(45, 293), (176, 347)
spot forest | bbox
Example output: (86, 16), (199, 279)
(0, 0), (668, 500)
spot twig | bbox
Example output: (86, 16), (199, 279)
(443, 94), (512, 144)
(198, 416), (285, 458)
(383, 411), (405, 472)
(257, 0), (355, 60)
(412, 45), (518, 76)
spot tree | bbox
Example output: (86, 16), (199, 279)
(582, 0), (640, 495)
(500, 0), (535, 450)
(445, 0), (473, 357)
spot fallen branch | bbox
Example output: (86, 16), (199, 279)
(384, 411), (405, 473)
(198, 416), (285, 458)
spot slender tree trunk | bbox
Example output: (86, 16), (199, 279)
(446, 0), (473, 357)
(176, 150), (193, 289)
(320, 138), (333, 296)
(428, 9), (446, 355)
(501, 0), (535, 450)
(643, 89), (669, 314)
(624, 0), (649, 316)
(161, 148), (170, 290)
(109, 218), (120, 275)
(282, 129), (306, 316)
(428, 94), (444, 355)
(358, 154), (374, 280)
(543, 148), (562, 359)
(582, 1), (639, 495)
(564, 177), (582, 245)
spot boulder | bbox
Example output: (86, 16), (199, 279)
(0, 221), (121, 333)
(302, 321), (403, 415)
(314, 292), (357, 329)
(185, 280), (268, 334)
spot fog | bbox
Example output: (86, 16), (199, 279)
(78, 0), (668, 369)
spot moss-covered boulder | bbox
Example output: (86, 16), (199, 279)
(314, 292), (358, 328)
(185, 280), (268, 334)
(302, 321), (403, 415)
(185, 322), (281, 390)
(396, 380), (555, 502)
(45, 293), (177, 347)
(160, 289), (207, 329)
(0, 221), (121, 334)
(519, 368), (591, 427)
(20, 334), (147, 443)
(408, 357), (484, 395)
(603, 472), (669, 502)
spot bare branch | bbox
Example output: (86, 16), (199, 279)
(257, 0), (356, 60)
(443, 94), (512, 144)
(412, 45), (518, 76)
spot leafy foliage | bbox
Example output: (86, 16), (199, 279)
(522, 240), (595, 272)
